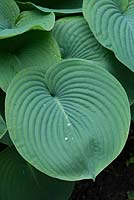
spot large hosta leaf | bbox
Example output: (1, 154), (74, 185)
(0, 0), (55, 39)
(0, 30), (61, 92)
(83, 0), (134, 72)
(0, 147), (74, 200)
(17, 0), (82, 13)
(6, 59), (130, 181)
(53, 16), (134, 104)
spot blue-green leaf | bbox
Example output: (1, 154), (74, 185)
(0, 0), (55, 39)
(53, 16), (134, 105)
(6, 59), (130, 181)
(0, 30), (61, 92)
(83, 0), (134, 72)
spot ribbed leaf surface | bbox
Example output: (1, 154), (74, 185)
(53, 16), (108, 61)
(53, 16), (134, 104)
(0, 0), (55, 39)
(83, 0), (134, 71)
(17, 0), (82, 13)
(0, 147), (74, 200)
(0, 30), (61, 92)
(6, 59), (130, 181)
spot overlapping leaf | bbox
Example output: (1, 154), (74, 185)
(83, 0), (134, 72)
(53, 16), (134, 104)
(0, 0), (55, 39)
(6, 59), (130, 181)
(0, 147), (74, 200)
(0, 30), (61, 92)
(16, 0), (82, 13)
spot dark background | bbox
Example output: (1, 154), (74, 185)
(70, 122), (134, 200)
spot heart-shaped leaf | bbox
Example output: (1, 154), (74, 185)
(0, 147), (74, 200)
(83, 0), (134, 71)
(53, 16), (134, 104)
(6, 59), (130, 181)
(0, 0), (55, 39)
(0, 30), (61, 92)
(16, 0), (82, 13)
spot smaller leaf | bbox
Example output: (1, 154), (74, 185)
(0, 30), (61, 92)
(0, 147), (74, 200)
(0, 0), (55, 38)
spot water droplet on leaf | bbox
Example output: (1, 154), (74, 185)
(65, 137), (68, 141)
(67, 123), (71, 127)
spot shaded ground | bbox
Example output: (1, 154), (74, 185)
(70, 122), (134, 200)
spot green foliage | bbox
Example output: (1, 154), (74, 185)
(53, 16), (134, 104)
(0, 0), (133, 199)
(5, 59), (130, 181)
(127, 191), (134, 200)
(0, 0), (55, 39)
(83, 0), (134, 72)
(0, 147), (74, 200)
(0, 30), (61, 91)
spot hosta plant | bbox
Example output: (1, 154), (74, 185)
(0, 0), (133, 199)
